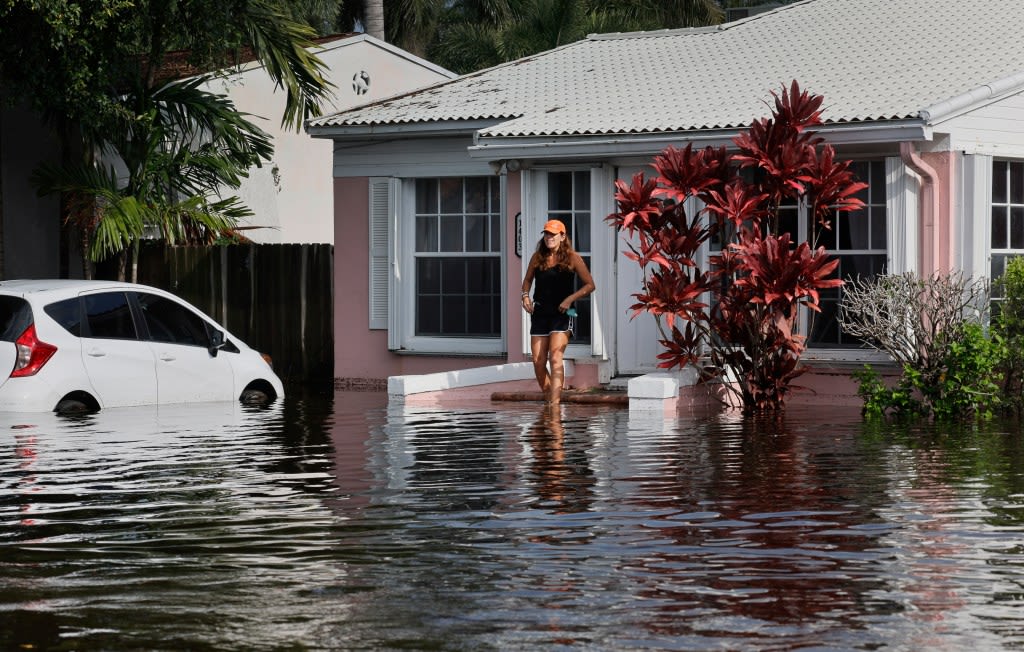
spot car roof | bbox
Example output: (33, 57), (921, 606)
(0, 279), (162, 297)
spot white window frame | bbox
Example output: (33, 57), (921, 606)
(378, 175), (506, 356)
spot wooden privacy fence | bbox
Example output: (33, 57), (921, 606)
(129, 242), (333, 383)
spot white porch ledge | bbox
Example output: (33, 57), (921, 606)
(388, 361), (575, 398)
(628, 368), (699, 412)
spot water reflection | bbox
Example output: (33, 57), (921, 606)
(2, 393), (1024, 650)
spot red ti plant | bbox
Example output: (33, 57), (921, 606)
(607, 81), (867, 411)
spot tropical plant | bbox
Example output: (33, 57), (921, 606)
(0, 0), (332, 279)
(32, 78), (273, 278)
(607, 81), (866, 412)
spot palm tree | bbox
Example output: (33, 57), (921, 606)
(33, 77), (274, 280)
(428, 0), (723, 74)
(6, 0), (332, 279)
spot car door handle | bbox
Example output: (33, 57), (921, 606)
(158, 352), (176, 362)
(86, 348), (106, 358)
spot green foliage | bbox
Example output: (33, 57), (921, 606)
(992, 256), (1024, 407)
(854, 323), (1007, 421)
(853, 365), (923, 419)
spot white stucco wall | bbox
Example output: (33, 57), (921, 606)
(206, 35), (454, 244)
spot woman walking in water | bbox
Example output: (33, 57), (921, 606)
(521, 219), (595, 404)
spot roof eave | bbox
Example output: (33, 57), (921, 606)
(467, 120), (931, 160)
(308, 119), (502, 140)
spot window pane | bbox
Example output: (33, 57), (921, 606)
(441, 295), (467, 334)
(1012, 206), (1024, 249)
(548, 172), (573, 210)
(440, 215), (463, 252)
(816, 214), (837, 249)
(441, 259), (466, 294)
(440, 178), (463, 214)
(416, 216), (438, 252)
(418, 258), (441, 293)
(993, 206), (1008, 249)
(489, 214), (501, 252)
(44, 298), (82, 337)
(416, 178), (438, 213)
(839, 210), (868, 249)
(417, 294), (441, 335)
(137, 293), (210, 347)
(1012, 162), (1024, 205)
(85, 293), (136, 340)
(778, 206), (799, 242)
(574, 171), (590, 209)
(870, 206), (886, 249)
(466, 257), (495, 293)
(573, 213), (590, 252)
(465, 215), (488, 252)
(465, 177), (489, 213)
(993, 160), (1008, 203)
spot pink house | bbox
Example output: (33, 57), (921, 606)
(308, 0), (1024, 405)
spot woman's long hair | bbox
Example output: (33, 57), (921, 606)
(535, 233), (576, 271)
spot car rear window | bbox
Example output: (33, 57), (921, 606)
(0, 296), (32, 341)
(44, 297), (83, 336)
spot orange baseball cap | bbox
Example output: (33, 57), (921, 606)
(542, 219), (566, 235)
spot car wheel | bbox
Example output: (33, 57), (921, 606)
(240, 388), (270, 405)
(55, 398), (92, 414)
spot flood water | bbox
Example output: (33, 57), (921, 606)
(3, 388), (1024, 651)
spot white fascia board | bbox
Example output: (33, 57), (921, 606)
(308, 119), (499, 140)
(467, 121), (931, 160)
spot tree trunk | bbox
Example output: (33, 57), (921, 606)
(363, 0), (385, 40)
(0, 109), (6, 281)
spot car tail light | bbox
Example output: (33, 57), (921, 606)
(11, 324), (58, 378)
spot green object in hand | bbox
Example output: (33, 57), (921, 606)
(566, 308), (577, 317)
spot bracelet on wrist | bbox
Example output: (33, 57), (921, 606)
(521, 292), (530, 298)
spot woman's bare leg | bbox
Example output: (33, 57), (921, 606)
(530, 336), (550, 393)
(546, 331), (570, 404)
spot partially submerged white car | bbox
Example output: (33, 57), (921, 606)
(0, 280), (284, 413)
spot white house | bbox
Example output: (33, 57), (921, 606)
(202, 33), (455, 244)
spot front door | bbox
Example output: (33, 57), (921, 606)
(613, 165), (662, 376)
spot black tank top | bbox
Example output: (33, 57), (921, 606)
(533, 265), (575, 316)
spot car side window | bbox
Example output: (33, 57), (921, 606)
(136, 293), (210, 348)
(84, 293), (138, 340)
(44, 297), (83, 337)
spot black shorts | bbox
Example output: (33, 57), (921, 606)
(530, 311), (575, 337)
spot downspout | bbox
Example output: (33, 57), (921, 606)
(900, 141), (941, 274)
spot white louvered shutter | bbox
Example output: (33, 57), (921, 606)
(368, 178), (392, 331)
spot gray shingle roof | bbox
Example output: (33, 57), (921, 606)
(308, 0), (1024, 137)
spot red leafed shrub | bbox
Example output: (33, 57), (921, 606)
(607, 81), (866, 411)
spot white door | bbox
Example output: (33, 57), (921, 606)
(614, 165), (663, 376)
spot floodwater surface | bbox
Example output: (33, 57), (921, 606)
(2, 389), (1024, 650)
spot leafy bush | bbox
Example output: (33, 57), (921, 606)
(842, 273), (1005, 419)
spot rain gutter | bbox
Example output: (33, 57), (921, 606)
(900, 141), (941, 273)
